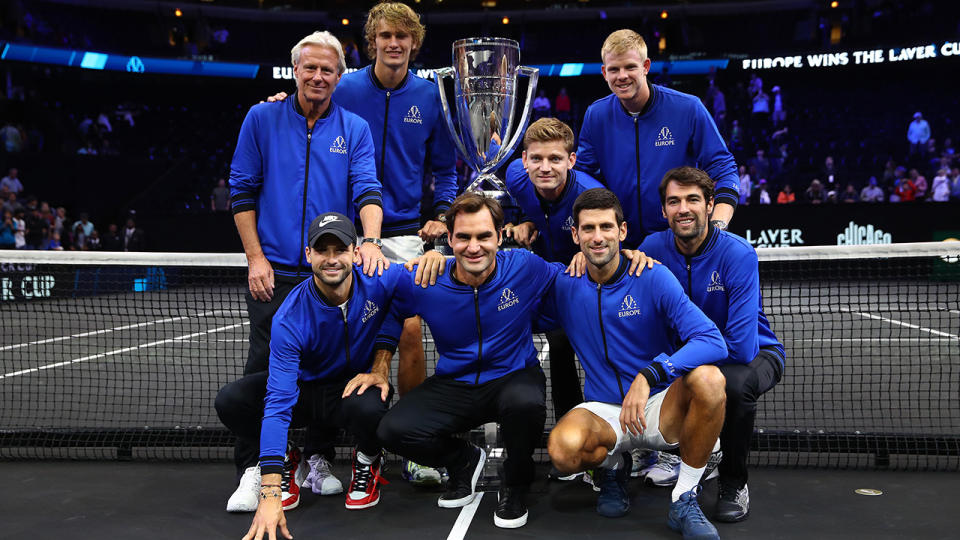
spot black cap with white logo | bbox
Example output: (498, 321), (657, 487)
(307, 212), (356, 248)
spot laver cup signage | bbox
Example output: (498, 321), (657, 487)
(0, 264), (167, 302)
(0, 263), (56, 301)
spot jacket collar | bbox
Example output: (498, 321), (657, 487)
(587, 253), (628, 286)
(309, 268), (355, 307)
(291, 90), (334, 120)
(368, 65), (409, 91)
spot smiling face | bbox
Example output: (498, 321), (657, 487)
(573, 208), (627, 271)
(294, 45), (341, 106)
(601, 49), (651, 111)
(306, 235), (355, 289)
(662, 180), (714, 243)
(449, 207), (500, 281)
(522, 140), (575, 197)
(374, 20), (415, 71)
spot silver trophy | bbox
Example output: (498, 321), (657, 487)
(436, 38), (538, 488)
(436, 37), (539, 202)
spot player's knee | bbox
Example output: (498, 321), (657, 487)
(214, 383), (240, 421)
(547, 423), (587, 472)
(343, 390), (388, 423)
(686, 365), (727, 406)
(375, 412), (405, 451)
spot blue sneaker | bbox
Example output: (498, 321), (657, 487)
(595, 452), (630, 518)
(667, 486), (720, 540)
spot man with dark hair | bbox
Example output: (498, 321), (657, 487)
(639, 166), (785, 523)
(543, 186), (728, 540)
(502, 117), (604, 479)
(576, 29), (739, 248)
(227, 30), (385, 512)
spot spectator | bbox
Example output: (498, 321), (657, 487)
(72, 213), (95, 239)
(123, 217), (145, 251)
(750, 149), (770, 181)
(532, 90), (551, 120)
(738, 165), (752, 205)
(839, 183), (858, 203)
(2, 192), (22, 215)
(12, 209), (26, 249)
(748, 73), (763, 97)
(753, 179), (772, 204)
(930, 169), (951, 201)
(25, 206), (48, 249)
(907, 112), (931, 161)
(860, 177), (885, 202)
(751, 88), (770, 132)
(942, 137), (956, 160)
(729, 119), (743, 151)
(210, 178), (230, 212)
(0, 211), (16, 249)
(43, 231), (63, 250)
(950, 167), (960, 201)
(53, 207), (69, 237)
(87, 230), (102, 250)
(909, 169), (927, 199)
(822, 156), (839, 187)
(102, 223), (123, 251)
(0, 168), (23, 194)
(1, 122), (26, 153)
(554, 87), (572, 124)
(770, 85), (786, 127)
(892, 175), (917, 202)
(776, 183), (796, 204)
(705, 79), (726, 126)
(805, 179), (826, 204)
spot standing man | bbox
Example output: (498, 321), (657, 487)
(639, 167), (784, 523)
(501, 117), (603, 478)
(228, 30), (385, 512)
(576, 29), (739, 248)
(217, 213), (420, 539)
(376, 193), (558, 529)
(544, 188), (728, 540)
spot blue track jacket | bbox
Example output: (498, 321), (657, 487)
(540, 255), (727, 403)
(639, 227), (784, 366)
(504, 159), (604, 263)
(259, 265), (405, 474)
(335, 67), (458, 237)
(390, 249), (559, 384)
(229, 97), (381, 280)
(575, 86), (739, 247)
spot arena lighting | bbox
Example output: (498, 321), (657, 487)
(830, 1), (839, 7)
(660, 10), (669, 19)
(174, 8), (182, 17)
(502, 16), (510, 24)
(341, 18), (349, 25)
(481, 0), (496, 7)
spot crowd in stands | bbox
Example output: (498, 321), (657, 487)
(0, 167), (146, 251)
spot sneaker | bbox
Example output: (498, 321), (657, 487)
(438, 446), (486, 508)
(345, 450), (388, 510)
(595, 453), (630, 518)
(702, 450), (723, 483)
(303, 454), (344, 495)
(667, 486), (720, 540)
(401, 458), (443, 487)
(494, 486), (529, 528)
(582, 469), (600, 492)
(631, 448), (658, 478)
(226, 465), (260, 513)
(280, 445), (304, 511)
(644, 451), (681, 487)
(548, 465), (582, 481)
(715, 483), (749, 523)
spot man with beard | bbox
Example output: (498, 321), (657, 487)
(638, 167), (784, 523)
(216, 213), (443, 540)
(543, 188), (728, 540)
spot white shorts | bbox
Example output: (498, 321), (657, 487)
(573, 389), (679, 456)
(380, 235), (424, 264)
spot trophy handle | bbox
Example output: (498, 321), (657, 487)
(493, 65), (540, 171)
(435, 67), (474, 167)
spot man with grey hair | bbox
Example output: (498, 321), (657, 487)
(226, 30), (385, 513)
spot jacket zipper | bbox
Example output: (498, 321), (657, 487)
(685, 256), (693, 298)
(634, 117), (642, 238)
(298, 128), (313, 276)
(340, 302), (351, 373)
(473, 287), (483, 384)
(379, 91), (391, 194)
(597, 282), (625, 399)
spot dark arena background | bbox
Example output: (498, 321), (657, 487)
(1, 1), (959, 539)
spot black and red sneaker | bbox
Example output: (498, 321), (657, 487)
(345, 449), (388, 510)
(280, 444), (304, 511)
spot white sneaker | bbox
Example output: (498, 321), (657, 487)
(643, 451), (681, 487)
(401, 458), (442, 487)
(630, 448), (658, 478)
(303, 454), (344, 495)
(226, 465), (261, 512)
(703, 450), (723, 483)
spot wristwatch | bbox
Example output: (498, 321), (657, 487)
(709, 219), (728, 231)
(361, 237), (383, 248)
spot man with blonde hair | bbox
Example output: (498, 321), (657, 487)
(226, 29), (385, 513)
(575, 29), (739, 248)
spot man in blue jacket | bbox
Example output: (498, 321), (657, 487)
(575, 29), (739, 248)
(501, 117), (603, 479)
(227, 31), (386, 511)
(376, 192), (559, 529)
(638, 167), (784, 523)
(544, 188), (728, 540)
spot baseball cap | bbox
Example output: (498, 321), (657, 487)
(307, 212), (356, 248)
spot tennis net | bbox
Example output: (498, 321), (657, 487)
(1, 242), (958, 469)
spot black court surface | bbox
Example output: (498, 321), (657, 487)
(3, 461), (958, 539)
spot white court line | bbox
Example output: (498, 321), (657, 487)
(840, 308), (959, 339)
(0, 309), (243, 352)
(447, 492), (484, 540)
(0, 321), (248, 380)
(785, 338), (957, 343)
